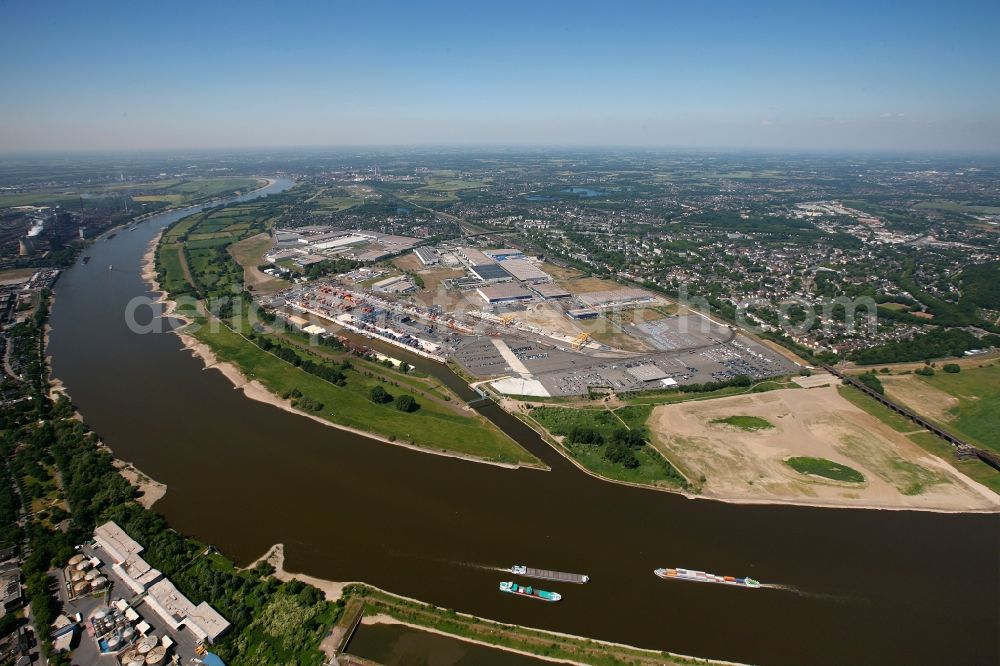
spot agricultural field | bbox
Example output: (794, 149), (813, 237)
(0, 177), (262, 209)
(646, 385), (997, 509)
(420, 176), (490, 192)
(309, 184), (379, 212)
(914, 199), (1000, 215)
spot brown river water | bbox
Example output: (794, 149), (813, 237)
(49, 180), (999, 666)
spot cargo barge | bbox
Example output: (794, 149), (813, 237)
(511, 565), (589, 584)
(655, 567), (760, 588)
(499, 581), (561, 602)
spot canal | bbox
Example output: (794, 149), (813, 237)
(48, 180), (999, 666)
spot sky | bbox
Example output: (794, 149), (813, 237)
(1, 0), (998, 153)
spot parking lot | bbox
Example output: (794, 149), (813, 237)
(632, 314), (732, 351)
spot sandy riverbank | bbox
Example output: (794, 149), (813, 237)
(512, 388), (999, 514)
(246, 543), (354, 600)
(647, 385), (1000, 513)
(112, 458), (167, 509)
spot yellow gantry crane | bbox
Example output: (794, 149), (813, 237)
(572, 332), (591, 349)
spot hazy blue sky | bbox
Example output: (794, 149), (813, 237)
(1, 1), (998, 152)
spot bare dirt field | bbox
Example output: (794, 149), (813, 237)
(392, 256), (467, 307)
(577, 317), (654, 352)
(556, 276), (622, 294)
(792, 372), (838, 389)
(540, 262), (584, 280)
(391, 253), (422, 272)
(881, 374), (959, 424)
(515, 302), (587, 338)
(648, 386), (998, 511)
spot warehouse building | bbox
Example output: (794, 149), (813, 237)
(566, 307), (600, 319)
(477, 284), (535, 304)
(578, 287), (659, 309)
(470, 263), (513, 282)
(497, 258), (550, 283)
(484, 249), (525, 261)
(459, 247), (494, 266)
(145, 579), (231, 644)
(414, 247), (439, 265)
(372, 275), (417, 294)
(94, 522), (163, 593)
(92, 522), (231, 643)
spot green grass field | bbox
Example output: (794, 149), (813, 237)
(528, 406), (686, 488)
(157, 245), (188, 294)
(914, 200), (1000, 215)
(165, 177), (262, 198)
(879, 302), (911, 311)
(621, 379), (795, 407)
(709, 415), (774, 431)
(189, 320), (537, 465)
(837, 385), (915, 433)
(0, 191), (92, 208)
(910, 364), (1000, 454)
(785, 456), (864, 483)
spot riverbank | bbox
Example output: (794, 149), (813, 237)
(242, 546), (738, 666)
(646, 385), (999, 513)
(112, 459), (167, 509)
(114, 177), (275, 229)
(345, 585), (739, 666)
(247, 543), (354, 600)
(513, 388), (1000, 513)
(143, 211), (542, 469)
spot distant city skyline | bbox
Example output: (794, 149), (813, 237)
(1, 0), (998, 153)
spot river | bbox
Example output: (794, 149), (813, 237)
(49, 179), (999, 666)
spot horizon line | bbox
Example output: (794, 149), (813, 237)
(3, 143), (1000, 159)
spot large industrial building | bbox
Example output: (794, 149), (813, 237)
(93, 522), (230, 643)
(470, 263), (513, 282)
(268, 227), (419, 263)
(414, 247), (439, 265)
(577, 287), (659, 309)
(477, 284), (535, 304)
(484, 249), (525, 261)
(495, 258), (550, 283)
(458, 247), (494, 266)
